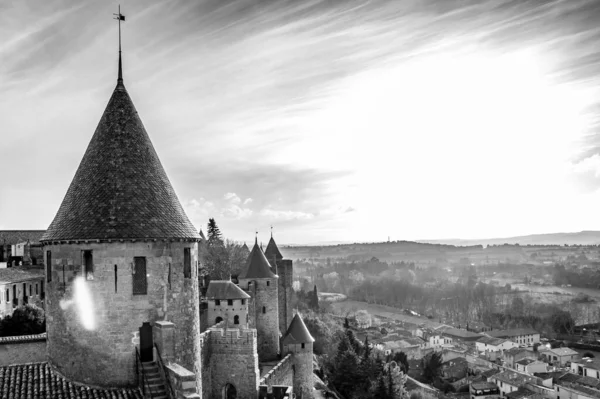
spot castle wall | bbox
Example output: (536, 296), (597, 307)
(0, 333), (47, 366)
(277, 260), (293, 335)
(199, 328), (212, 398)
(239, 278), (280, 361)
(208, 326), (260, 399)
(259, 354), (293, 388)
(208, 298), (248, 327)
(43, 241), (198, 387)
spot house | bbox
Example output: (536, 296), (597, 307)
(514, 359), (547, 375)
(487, 328), (540, 346)
(504, 387), (541, 399)
(0, 267), (45, 318)
(470, 381), (501, 399)
(382, 337), (425, 359)
(503, 347), (535, 369)
(555, 372), (600, 399)
(0, 231), (45, 267)
(429, 333), (453, 349)
(489, 371), (538, 397)
(570, 357), (600, 380)
(476, 336), (519, 353)
(541, 347), (579, 367)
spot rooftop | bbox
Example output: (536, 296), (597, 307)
(0, 362), (142, 399)
(264, 236), (283, 262)
(239, 241), (277, 280)
(504, 347), (532, 356)
(439, 327), (482, 339)
(480, 368), (501, 379)
(491, 370), (537, 386)
(41, 79), (199, 242)
(205, 280), (250, 300)
(282, 313), (314, 345)
(515, 359), (536, 366)
(574, 356), (600, 370)
(487, 328), (538, 338)
(0, 267), (44, 284)
(549, 347), (579, 356)
(470, 381), (498, 391)
(477, 336), (508, 346)
(505, 388), (536, 399)
(0, 231), (45, 246)
(556, 373), (600, 397)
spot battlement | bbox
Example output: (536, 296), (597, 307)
(259, 354), (292, 387)
(208, 325), (257, 355)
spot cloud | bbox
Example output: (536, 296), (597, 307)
(243, 198), (253, 205)
(224, 192), (241, 204)
(259, 209), (315, 221)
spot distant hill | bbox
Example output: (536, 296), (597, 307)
(417, 230), (600, 247)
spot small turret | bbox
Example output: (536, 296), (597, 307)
(238, 239), (280, 361)
(282, 313), (315, 399)
(205, 280), (250, 327)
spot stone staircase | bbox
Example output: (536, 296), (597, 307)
(141, 361), (169, 399)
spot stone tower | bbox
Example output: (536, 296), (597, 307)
(265, 234), (293, 335)
(238, 239), (280, 361)
(39, 49), (201, 388)
(205, 280), (250, 327)
(282, 313), (315, 399)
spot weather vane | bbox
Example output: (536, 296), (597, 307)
(270, 225), (273, 238)
(113, 5), (126, 84)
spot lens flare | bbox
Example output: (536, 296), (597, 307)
(74, 276), (96, 330)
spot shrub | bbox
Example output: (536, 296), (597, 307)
(0, 305), (46, 337)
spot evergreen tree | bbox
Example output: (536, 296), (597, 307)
(388, 369), (394, 399)
(392, 351), (409, 374)
(421, 352), (443, 383)
(346, 329), (361, 355)
(207, 218), (223, 246)
(374, 374), (389, 399)
(332, 348), (361, 398)
(312, 285), (320, 310)
(363, 336), (371, 360)
(343, 317), (350, 329)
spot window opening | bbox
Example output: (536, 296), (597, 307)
(83, 250), (94, 280)
(234, 315), (240, 324)
(46, 251), (52, 282)
(114, 265), (118, 292)
(227, 299), (233, 306)
(133, 257), (147, 295)
(183, 248), (191, 278)
(215, 299), (221, 306)
(262, 306), (266, 314)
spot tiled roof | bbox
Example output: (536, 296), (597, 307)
(487, 328), (538, 338)
(0, 333), (46, 344)
(492, 370), (537, 386)
(477, 336), (507, 346)
(439, 327), (482, 339)
(471, 381), (497, 390)
(41, 82), (199, 242)
(0, 362), (142, 399)
(282, 313), (314, 345)
(515, 359), (535, 366)
(238, 241), (277, 279)
(205, 280), (250, 300)
(480, 368), (501, 379)
(505, 347), (531, 356)
(0, 231), (45, 245)
(549, 347), (579, 356)
(556, 373), (600, 396)
(505, 388), (536, 399)
(264, 237), (283, 262)
(0, 267), (44, 284)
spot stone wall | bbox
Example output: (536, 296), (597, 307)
(44, 241), (198, 388)
(0, 278), (45, 318)
(259, 354), (293, 388)
(284, 342), (314, 399)
(277, 260), (293, 335)
(240, 277), (280, 361)
(208, 326), (259, 399)
(208, 298), (248, 328)
(0, 333), (47, 366)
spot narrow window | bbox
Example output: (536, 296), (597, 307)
(83, 250), (94, 280)
(29, 284), (32, 296)
(262, 306), (266, 314)
(183, 248), (191, 279)
(215, 299), (221, 306)
(46, 251), (52, 282)
(41, 280), (44, 295)
(301, 343), (305, 349)
(242, 299), (246, 305)
(114, 265), (118, 292)
(234, 315), (240, 324)
(227, 299), (233, 306)
(132, 257), (147, 295)
(5, 288), (8, 301)
(35, 283), (38, 295)
(168, 263), (171, 289)
(267, 280), (270, 286)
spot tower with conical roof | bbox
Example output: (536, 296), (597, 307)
(265, 232), (293, 336)
(238, 238), (280, 361)
(282, 313), (315, 399)
(40, 16), (201, 389)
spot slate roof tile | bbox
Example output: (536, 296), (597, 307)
(238, 241), (277, 279)
(205, 280), (250, 300)
(282, 313), (314, 345)
(264, 237), (283, 262)
(0, 362), (142, 399)
(41, 83), (199, 242)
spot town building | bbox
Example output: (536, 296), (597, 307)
(540, 347), (579, 367)
(488, 370), (537, 397)
(0, 267), (45, 318)
(470, 381), (501, 399)
(514, 359), (547, 375)
(476, 336), (519, 353)
(0, 231), (45, 267)
(503, 347), (536, 369)
(555, 372), (600, 398)
(487, 328), (540, 346)
(571, 357), (600, 380)
(439, 326), (483, 342)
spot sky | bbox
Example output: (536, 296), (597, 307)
(2, 0), (600, 245)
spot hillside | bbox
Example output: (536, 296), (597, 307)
(418, 230), (600, 247)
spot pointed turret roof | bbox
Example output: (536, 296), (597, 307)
(238, 239), (277, 279)
(282, 313), (315, 345)
(241, 242), (249, 252)
(199, 229), (206, 241)
(265, 236), (283, 261)
(41, 61), (199, 242)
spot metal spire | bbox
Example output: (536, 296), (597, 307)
(113, 5), (126, 85)
(255, 230), (258, 245)
(270, 225), (273, 238)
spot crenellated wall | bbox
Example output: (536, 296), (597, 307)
(44, 241), (198, 388)
(208, 326), (260, 399)
(259, 354), (293, 388)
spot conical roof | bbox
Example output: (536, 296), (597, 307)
(264, 236), (283, 261)
(282, 313), (315, 345)
(41, 81), (199, 242)
(238, 240), (277, 279)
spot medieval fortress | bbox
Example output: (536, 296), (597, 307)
(28, 41), (314, 399)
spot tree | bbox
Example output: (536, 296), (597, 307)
(421, 352), (443, 383)
(392, 352), (409, 374)
(311, 285), (320, 311)
(363, 335), (371, 360)
(511, 297), (524, 316)
(0, 305), (46, 337)
(344, 317), (350, 329)
(203, 218), (229, 279)
(374, 374), (390, 399)
(207, 218), (223, 246)
(331, 348), (361, 398)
